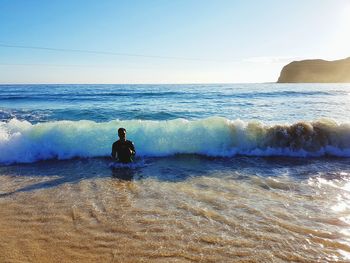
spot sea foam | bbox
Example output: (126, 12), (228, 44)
(1, 117), (350, 164)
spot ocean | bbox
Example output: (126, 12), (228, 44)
(0, 83), (350, 262)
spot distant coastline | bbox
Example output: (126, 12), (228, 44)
(277, 57), (350, 83)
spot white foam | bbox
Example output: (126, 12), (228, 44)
(1, 117), (350, 164)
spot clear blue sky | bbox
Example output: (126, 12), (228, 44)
(0, 0), (349, 83)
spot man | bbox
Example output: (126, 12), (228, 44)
(111, 128), (136, 163)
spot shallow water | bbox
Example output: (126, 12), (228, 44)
(1, 156), (350, 262)
(1, 84), (350, 262)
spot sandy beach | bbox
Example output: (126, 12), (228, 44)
(1, 157), (349, 262)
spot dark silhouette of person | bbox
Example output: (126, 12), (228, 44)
(111, 128), (136, 163)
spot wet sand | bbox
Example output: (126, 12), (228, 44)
(1, 158), (350, 262)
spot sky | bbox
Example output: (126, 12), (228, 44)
(0, 0), (350, 84)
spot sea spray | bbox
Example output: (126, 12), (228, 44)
(1, 117), (350, 164)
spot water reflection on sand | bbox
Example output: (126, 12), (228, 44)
(0, 156), (349, 262)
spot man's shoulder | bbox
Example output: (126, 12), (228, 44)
(112, 140), (120, 146)
(114, 140), (133, 145)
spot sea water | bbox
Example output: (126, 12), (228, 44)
(0, 84), (350, 262)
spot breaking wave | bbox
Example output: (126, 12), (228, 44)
(1, 117), (350, 164)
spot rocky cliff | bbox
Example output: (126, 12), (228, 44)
(277, 57), (350, 83)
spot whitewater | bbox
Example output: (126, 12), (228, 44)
(1, 117), (350, 164)
(1, 84), (350, 262)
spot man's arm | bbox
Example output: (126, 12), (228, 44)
(111, 142), (117, 160)
(129, 141), (136, 156)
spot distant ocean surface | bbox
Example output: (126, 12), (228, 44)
(1, 84), (350, 262)
(1, 83), (350, 123)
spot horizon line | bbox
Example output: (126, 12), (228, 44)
(0, 82), (276, 85)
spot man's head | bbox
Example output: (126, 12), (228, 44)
(118, 127), (126, 140)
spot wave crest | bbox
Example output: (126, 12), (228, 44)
(1, 117), (350, 164)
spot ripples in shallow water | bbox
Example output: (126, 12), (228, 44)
(0, 156), (349, 262)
